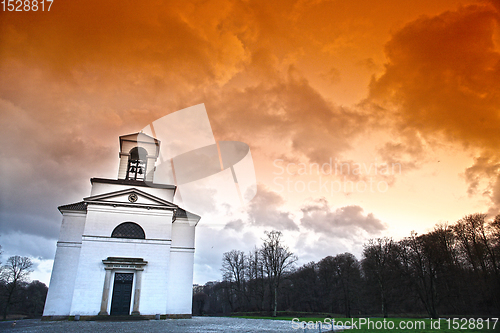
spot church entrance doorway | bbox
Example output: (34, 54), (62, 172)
(110, 273), (134, 315)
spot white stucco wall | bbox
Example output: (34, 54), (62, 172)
(70, 237), (171, 316)
(58, 212), (87, 242)
(84, 205), (173, 240)
(171, 220), (195, 248)
(166, 249), (195, 314)
(43, 212), (86, 316)
(69, 201), (177, 316)
(166, 220), (196, 314)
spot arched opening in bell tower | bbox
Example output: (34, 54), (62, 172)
(126, 147), (148, 181)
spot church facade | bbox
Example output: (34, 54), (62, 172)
(43, 132), (200, 319)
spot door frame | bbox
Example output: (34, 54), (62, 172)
(109, 271), (136, 315)
(99, 257), (147, 316)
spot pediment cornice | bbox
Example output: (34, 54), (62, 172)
(83, 188), (177, 210)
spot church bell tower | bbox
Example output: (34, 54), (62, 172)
(117, 132), (160, 182)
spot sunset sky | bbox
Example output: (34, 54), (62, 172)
(1, 0), (500, 285)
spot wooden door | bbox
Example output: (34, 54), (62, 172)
(110, 273), (133, 315)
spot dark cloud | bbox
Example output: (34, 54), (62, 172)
(368, 3), (500, 211)
(490, 174), (500, 215)
(357, 58), (378, 71)
(464, 155), (500, 196)
(370, 3), (500, 149)
(300, 198), (387, 238)
(246, 185), (299, 231)
(224, 219), (245, 232)
(376, 132), (427, 180)
(0, 1), (241, 88)
(0, 232), (56, 260)
(321, 67), (341, 84)
(464, 154), (500, 215)
(205, 71), (370, 163)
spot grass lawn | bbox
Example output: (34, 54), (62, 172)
(234, 316), (499, 332)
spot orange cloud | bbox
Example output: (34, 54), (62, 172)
(368, 2), (500, 212)
(369, 3), (500, 150)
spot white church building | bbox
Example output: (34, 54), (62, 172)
(43, 132), (200, 320)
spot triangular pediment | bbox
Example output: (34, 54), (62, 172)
(83, 188), (177, 209)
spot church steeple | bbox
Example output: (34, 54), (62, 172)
(117, 132), (160, 182)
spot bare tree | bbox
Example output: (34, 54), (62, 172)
(492, 215), (500, 268)
(332, 253), (361, 318)
(287, 262), (319, 312)
(221, 250), (247, 311)
(399, 232), (441, 319)
(24, 280), (48, 318)
(246, 247), (265, 311)
(1, 256), (34, 320)
(454, 214), (500, 311)
(260, 230), (297, 317)
(318, 256), (337, 312)
(222, 250), (246, 285)
(454, 214), (496, 274)
(192, 291), (208, 315)
(362, 237), (400, 318)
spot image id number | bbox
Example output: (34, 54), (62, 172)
(1, 0), (53, 11)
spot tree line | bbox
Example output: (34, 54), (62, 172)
(0, 246), (48, 320)
(192, 213), (500, 318)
